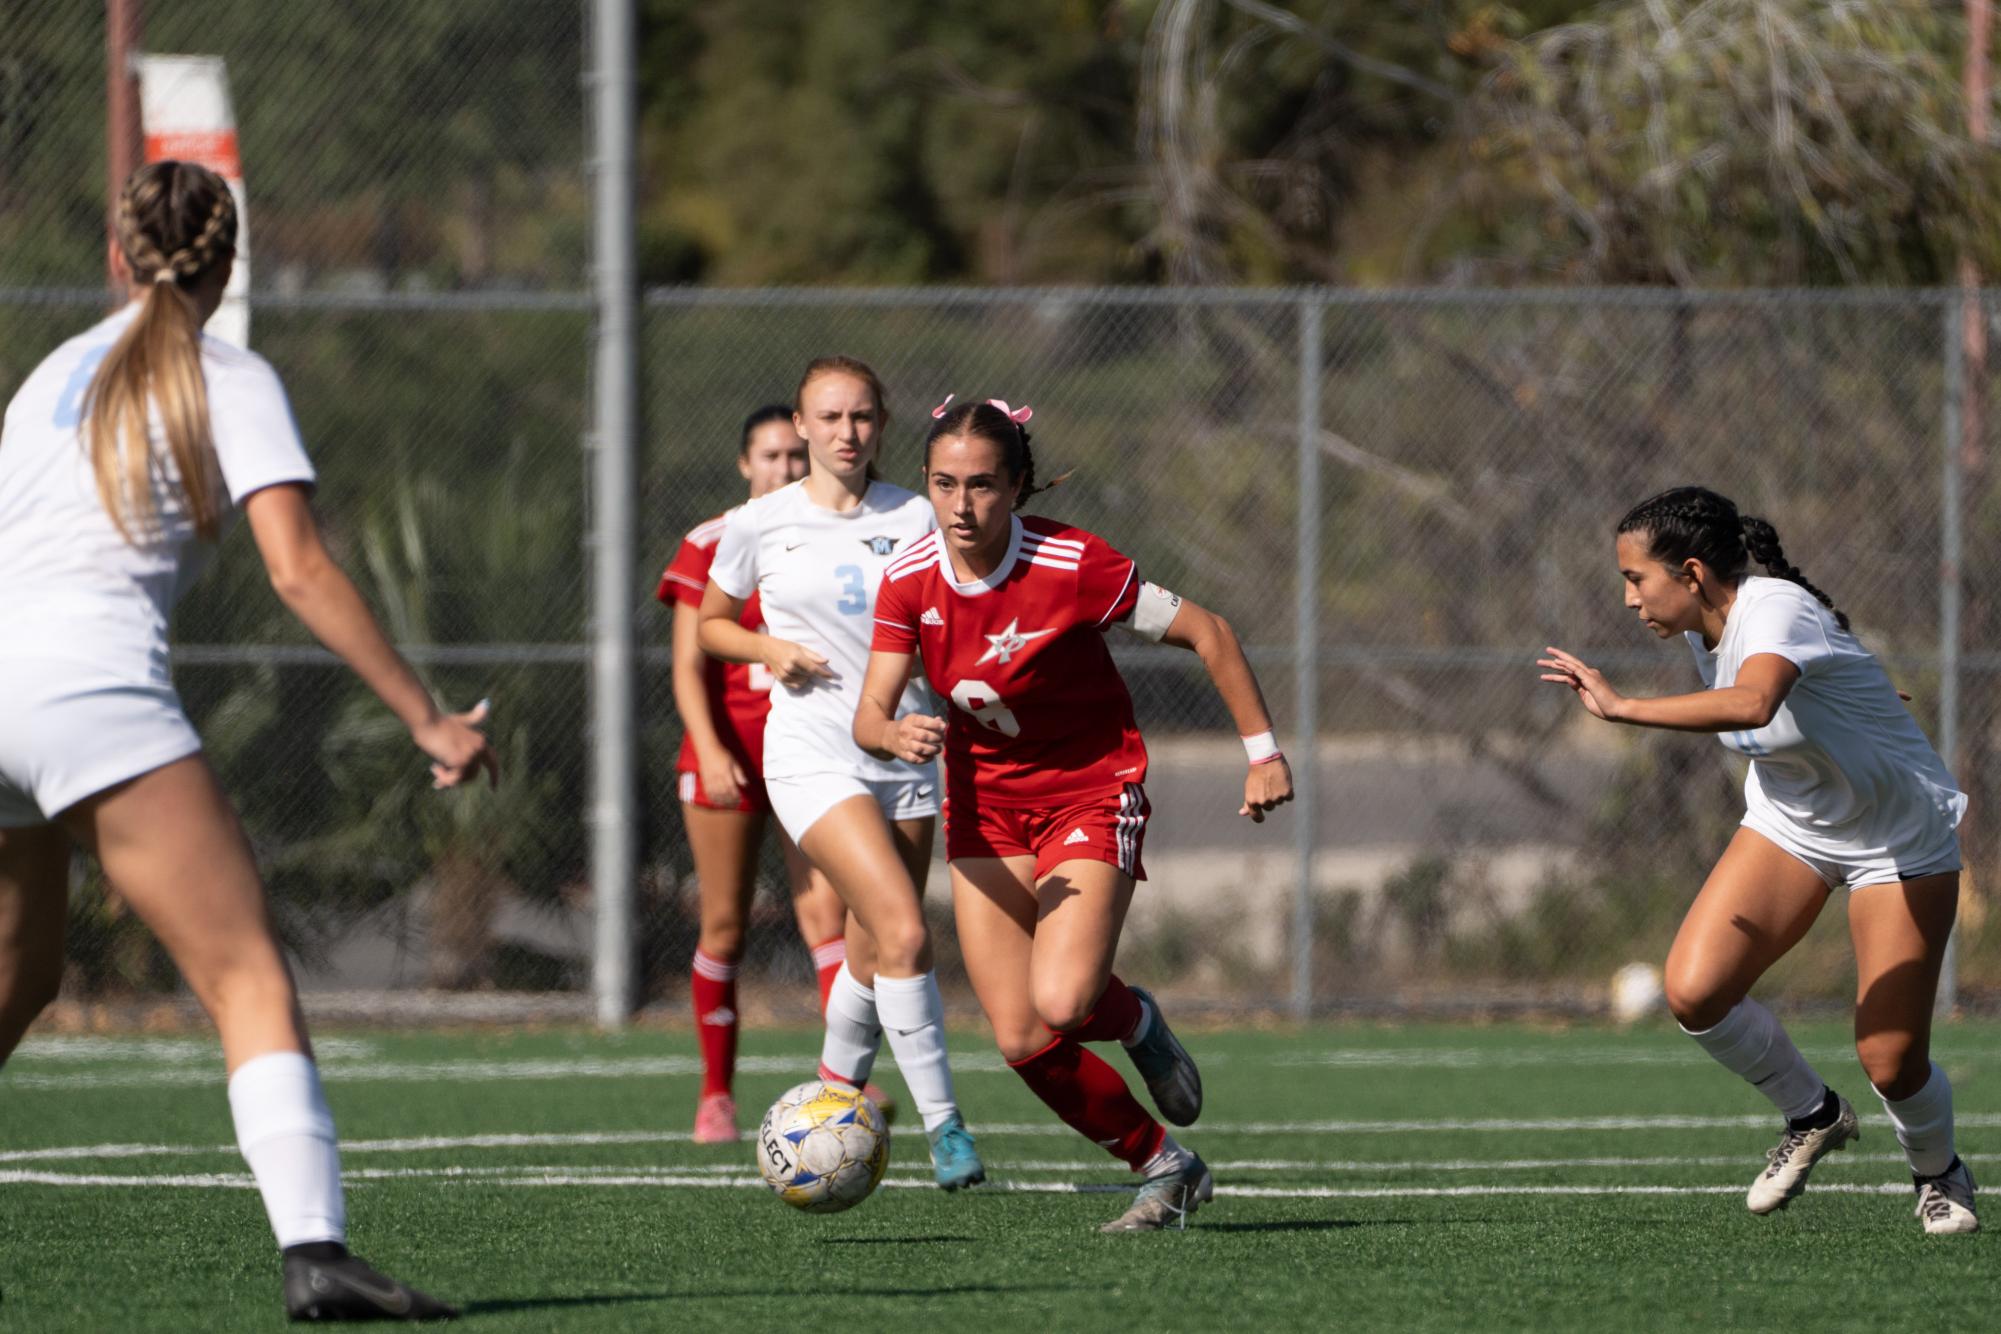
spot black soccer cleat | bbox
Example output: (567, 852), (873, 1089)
(284, 1249), (459, 1322)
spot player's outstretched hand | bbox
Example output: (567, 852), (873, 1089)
(698, 746), (747, 808)
(765, 640), (836, 690)
(416, 698), (500, 789)
(884, 713), (946, 765)
(1536, 646), (1625, 722)
(1241, 755), (1294, 823)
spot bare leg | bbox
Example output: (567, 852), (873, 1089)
(0, 824), (71, 1063)
(1849, 873), (1959, 1098)
(57, 755), (307, 1071)
(1663, 827), (1832, 1030)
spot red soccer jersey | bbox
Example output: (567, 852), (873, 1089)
(659, 510), (774, 772)
(872, 514), (1148, 807)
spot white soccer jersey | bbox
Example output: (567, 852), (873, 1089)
(0, 305), (315, 687)
(1687, 577), (1965, 866)
(708, 478), (937, 782)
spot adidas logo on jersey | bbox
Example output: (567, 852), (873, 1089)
(1064, 827), (1090, 846)
(921, 607), (944, 627)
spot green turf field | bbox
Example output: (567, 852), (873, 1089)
(1, 1018), (1994, 1331)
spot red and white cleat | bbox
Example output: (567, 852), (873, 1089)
(693, 1092), (739, 1145)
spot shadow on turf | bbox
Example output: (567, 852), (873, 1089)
(1200, 1219), (1418, 1234)
(458, 1294), (678, 1316)
(459, 1281), (1083, 1314)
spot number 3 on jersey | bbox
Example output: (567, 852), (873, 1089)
(834, 564), (867, 615)
(951, 678), (1020, 737)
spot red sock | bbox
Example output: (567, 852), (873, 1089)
(810, 937), (846, 1017)
(1008, 1035), (1166, 1170)
(692, 948), (739, 1098)
(1057, 973), (1145, 1045)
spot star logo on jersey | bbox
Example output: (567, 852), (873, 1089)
(976, 617), (1055, 666)
(921, 607), (945, 627)
(861, 536), (900, 556)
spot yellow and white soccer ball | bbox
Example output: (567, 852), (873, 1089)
(756, 1080), (890, 1213)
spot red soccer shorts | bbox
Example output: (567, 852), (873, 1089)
(946, 782), (1149, 881)
(677, 766), (770, 815)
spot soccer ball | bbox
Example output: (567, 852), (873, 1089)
(1609, 961), (1665, 1023)
(756, 1081), (890, 1213)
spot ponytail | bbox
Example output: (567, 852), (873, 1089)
(1740, 514), (1850, 632)
(84, 161), (237, 544)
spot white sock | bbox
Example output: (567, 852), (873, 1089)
(818, 962), (883, 1087)
(1682, 998), (1827, 1122)
(227, 1051), (346, 1249)
(1877, 1062), (1957, 1178)
(1121, 995), (1154, 1049)
(872, 971), (959, 1133)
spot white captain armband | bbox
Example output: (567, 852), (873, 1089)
(1129, 581), (1183, 641)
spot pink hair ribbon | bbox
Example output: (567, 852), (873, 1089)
(931, 393), (1034, 425)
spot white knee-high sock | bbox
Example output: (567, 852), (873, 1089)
(1682, 998), (1827, 1121)
(872, 971), (958, 1133)
(227, 1051), (346, 1249)
(819, 962), (883, 1087)
(1877, 1062), (1957, 1178)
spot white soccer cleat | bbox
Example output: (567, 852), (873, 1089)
(1101, 1140), (1213, 1233)
(1746, 1095), (1859, 1215)
(1915, 1159), (1979, 1235)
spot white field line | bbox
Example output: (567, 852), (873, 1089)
(19, 1042), (2001, 1090)
(0, 1164), (1928, 1200)
(12, 1115), (2001, 1167)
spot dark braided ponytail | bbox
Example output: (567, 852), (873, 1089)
(1616, 486), (1850, 631)
(923, 399), (1068, 511)
(1739, 514), (1850, 631)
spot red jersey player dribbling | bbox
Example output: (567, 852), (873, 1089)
(857, 395), (1294, 1232)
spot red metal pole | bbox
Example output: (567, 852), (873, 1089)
(106, 0), (143, 291)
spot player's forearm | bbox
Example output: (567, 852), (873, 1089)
(1188, 609), (1275, 740)
(272, 559), (438, 732)
(1611, 686), (1777, 732)
(698, 616), (768, 667)
(852, 696), (898, 760)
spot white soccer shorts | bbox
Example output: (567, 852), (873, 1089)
(0, 665), (203, 827)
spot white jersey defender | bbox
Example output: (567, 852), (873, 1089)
(1688, 576), (1965, 888)
(707, 477), (940, 838)
(0, 305), (315, 826)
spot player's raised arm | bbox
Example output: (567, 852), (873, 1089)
(244, 483), (495, 789)
(1147, 596), (1294, 822)
(1538, 644), (1798, 732)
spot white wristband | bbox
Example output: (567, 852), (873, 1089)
(1241, 730), (1281, 765)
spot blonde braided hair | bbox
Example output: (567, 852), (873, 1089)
(85, 161), (238, 543)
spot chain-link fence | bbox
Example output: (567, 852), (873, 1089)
(8, 285), (2001, 1018)
(8, 7), (2001, 1021)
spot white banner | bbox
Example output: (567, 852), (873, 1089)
(136, 55), (249, 348)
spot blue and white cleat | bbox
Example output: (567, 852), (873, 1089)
(926, 1112), (986, 1191)
(1123, 985), (1202, 1126)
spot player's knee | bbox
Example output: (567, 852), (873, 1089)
(697, 924), (746, 963)
(871, 917), (929, 974)
(1857, 1031), (1928, 1098)
(1032, 988), (1096, 1037)
(1662, 966), (1735, 1031)
(996, 1025), (1056, 1066)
